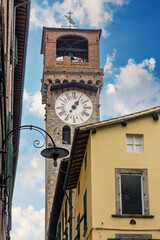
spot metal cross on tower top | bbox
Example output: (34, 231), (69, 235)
(65, 11), (77, 28)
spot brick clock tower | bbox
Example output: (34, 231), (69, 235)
(41, 27), (103, 237)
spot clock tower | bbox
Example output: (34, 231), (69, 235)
(41, 27), (103, 237)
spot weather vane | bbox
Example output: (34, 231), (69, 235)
(63, 11), (78, 28)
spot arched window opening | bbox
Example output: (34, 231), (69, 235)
(79, 80), (85, 84)
(47, 79), (52, 84)
(55, 79), (61, 84)
(63, 79), (68, 83)
(62, 126), (71, 144)
(96, 80), (102, 87)
(87, 80), (92, 85)
(56, 35), (88, 62)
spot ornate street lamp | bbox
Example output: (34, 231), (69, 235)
(2, 125), (69, 167)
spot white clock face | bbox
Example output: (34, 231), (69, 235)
(55, 90), (93, 125)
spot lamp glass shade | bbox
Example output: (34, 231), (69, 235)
(41, 147), (69, 160)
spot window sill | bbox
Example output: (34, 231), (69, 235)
(112, 214), (154, 218)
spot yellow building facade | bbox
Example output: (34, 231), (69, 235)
(48, 106), (160, 240)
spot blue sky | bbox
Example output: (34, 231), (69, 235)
(11, 0), (160, 239)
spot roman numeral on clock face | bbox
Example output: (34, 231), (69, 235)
(72, 92), (77, 99)
(56, 106), (64, 110)
(73, 116), (76, 123)
(65, 93), (70, 100)
(81, 111), (90, 117)
(82, 99), (89, 104)
(59, 98), (66, 103)
(58, 110), (66, 117)
(64, 114), (69, 121)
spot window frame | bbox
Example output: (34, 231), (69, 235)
(115, 168), (150, 216)
(115, 233), (152, 240)
(126, 134), (143, 153)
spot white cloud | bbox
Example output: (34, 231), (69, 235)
(141, 58), (156, 71)
(101, 57), (160, 118)
(104, 49), (117, 74)
(18, 153), (45, 193)
(11, 206), (44, 240)
(23, 89), (45, 118)
(30, 0), (129, 37)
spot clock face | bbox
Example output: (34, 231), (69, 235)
(55, 90), (93, 125)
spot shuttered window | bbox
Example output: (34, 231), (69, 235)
(83, 190), (87, 232)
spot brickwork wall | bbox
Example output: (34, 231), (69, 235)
(42, 29), (101, 68)
(41, 28), (103, 239)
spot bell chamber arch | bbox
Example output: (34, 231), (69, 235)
(56, 35), (88, 62)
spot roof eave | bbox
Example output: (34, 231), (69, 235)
(12, 0), (31, 189)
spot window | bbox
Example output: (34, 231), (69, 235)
(85, 153), (87, 170)
(63, 126), (71, 144)
(77, 214), (80, 240)
(115, 233), (152, 240)
(78, 181), (80, 195)
(83, 190), (87, 232)
(65, 199), (68, 226)
(115, 169), (149, 216)
(126, 135), (143, 152)
(69, 190), (72, 240)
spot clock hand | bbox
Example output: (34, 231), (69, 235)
(74, 94), (82, 106)
(70, 104), (77, 113)
(71, 105), (77, 110)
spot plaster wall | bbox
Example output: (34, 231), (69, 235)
(75, 113), (160, 239)
(89, 114), (160, 239)
(75, 136), (93, 239)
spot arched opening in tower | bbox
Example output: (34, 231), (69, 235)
(56, 35), (88, 62)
